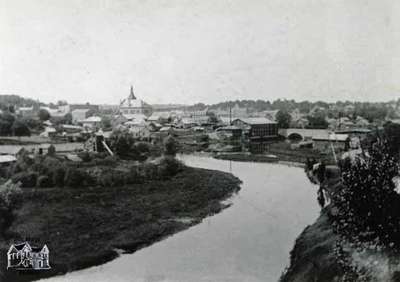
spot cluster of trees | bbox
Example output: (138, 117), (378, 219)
(190, 98), (400, 126)
(109, 129), (177, 160)
(0, 112), (31, 136)
(333, 140), (400, 248)
(7, 143), (183, 189)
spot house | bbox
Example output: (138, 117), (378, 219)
(122, 113), (147, 124)
(147, 122), (162, 132)
(216, 125), (242, 148)
(179, 117), (197, 129)
(232, 118), (278, 138)
(129, 125), (151, 139)
(119, 86), (152, 117)
(312, 133), (349, 152)
(263, 110), (279, 121)
(232, 118), (278, 153)
(7, 242), (50, 270)
(216, 125), (242, 139)
(355, 116), (370, 127)
(81, 116), (102, 130)
(290, 117), (309, 129)
(17, 106), (36, 118)
(71, 109), (90, 123)
(40, 127), (57, 138)
(40, 106), (69, 118)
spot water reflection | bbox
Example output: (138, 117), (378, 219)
(42, 155), (319, 282)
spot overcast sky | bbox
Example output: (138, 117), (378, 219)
(1, 0), (400, 105)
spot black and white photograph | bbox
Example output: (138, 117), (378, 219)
(1, 1), (400, 281)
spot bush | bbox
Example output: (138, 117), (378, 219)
(52, 166), (65, 187)
(78, 151), (92, 162)
(37, 175), (53, 188)
(11, 172), (38, 188)
(163, 135), (178, 156)
(95, 155), (118, 166)
(99, 172), (114, 187)
(64, 168), (86, 187)
(159, 157), (183, 179)
(47, 145), (56, 156)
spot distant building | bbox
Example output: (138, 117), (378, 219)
(312, 133), (349, 152)
(71, 109), (90, 123)
(40, 106), (70, 118)
(17, 106), (36, 118)
(119, 86), (152, 117)
(183, 107), (210, 124)
(232, 117), (278, 153)
(70, 104), (99, 113)
(129, 125), (151, 139)
(263, 110), (279, 121)
(81, 116), (102, 130)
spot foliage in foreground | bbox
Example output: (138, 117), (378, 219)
(333, 140), (400, 248)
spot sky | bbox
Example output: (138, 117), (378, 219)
(1, 0), (400, 105)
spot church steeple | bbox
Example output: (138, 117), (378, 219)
(129, 85), (136, 100)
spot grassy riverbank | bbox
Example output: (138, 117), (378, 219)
(0, 166), (241, 282)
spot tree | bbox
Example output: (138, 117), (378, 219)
(47, 145), (56, 156)
(383, 122), (400, 159)
(164, 135), (178, 156)
(60, 113), (72, 125)
(306, 112), (328, 129)
(11, 120), (30, 137)
(109, 129), (135, 158)
(57, 100), (68, 106)
(276, 110), (291, 129)
(207, 112), (219, 124)
(101, 116), (112, 130)
(334, 140), (400, 247)
(38, 109), (50, 121)
(0, 113), (15, 136)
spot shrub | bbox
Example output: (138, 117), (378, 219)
(11, 172), (37, 188)
(64, 168), (86, 187)
(99, 172), (114, 187)
(47, 145), (56, 156)
(159, 157), (183, 179)
(163, 135), (178, 156)
(140, 163), (159, 180)
(52, 166), (65, 187)
(37, 175), (53, 188)
(78, 151), (92, 162)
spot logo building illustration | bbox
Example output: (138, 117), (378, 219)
(7, 242), (50, 270)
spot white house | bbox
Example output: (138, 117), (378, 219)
(7, 242), (50, 270)
(72, 109), (90, 123)
(81, 116), (102, 129)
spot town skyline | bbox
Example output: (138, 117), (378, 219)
(2, 0), (400, 105)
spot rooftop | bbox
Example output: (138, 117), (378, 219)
(233, 117), (276, 125)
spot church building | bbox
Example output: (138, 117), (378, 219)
(119, 86), (152, 117)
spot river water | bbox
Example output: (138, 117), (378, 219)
(42, 155), (319, 282)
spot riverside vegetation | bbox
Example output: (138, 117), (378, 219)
(0, 131), (241, 282)
(281, 125), (400, 282)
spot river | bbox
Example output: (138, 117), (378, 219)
(41, 155), (320, 282)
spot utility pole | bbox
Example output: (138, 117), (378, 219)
(229, 105), (232, 125)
